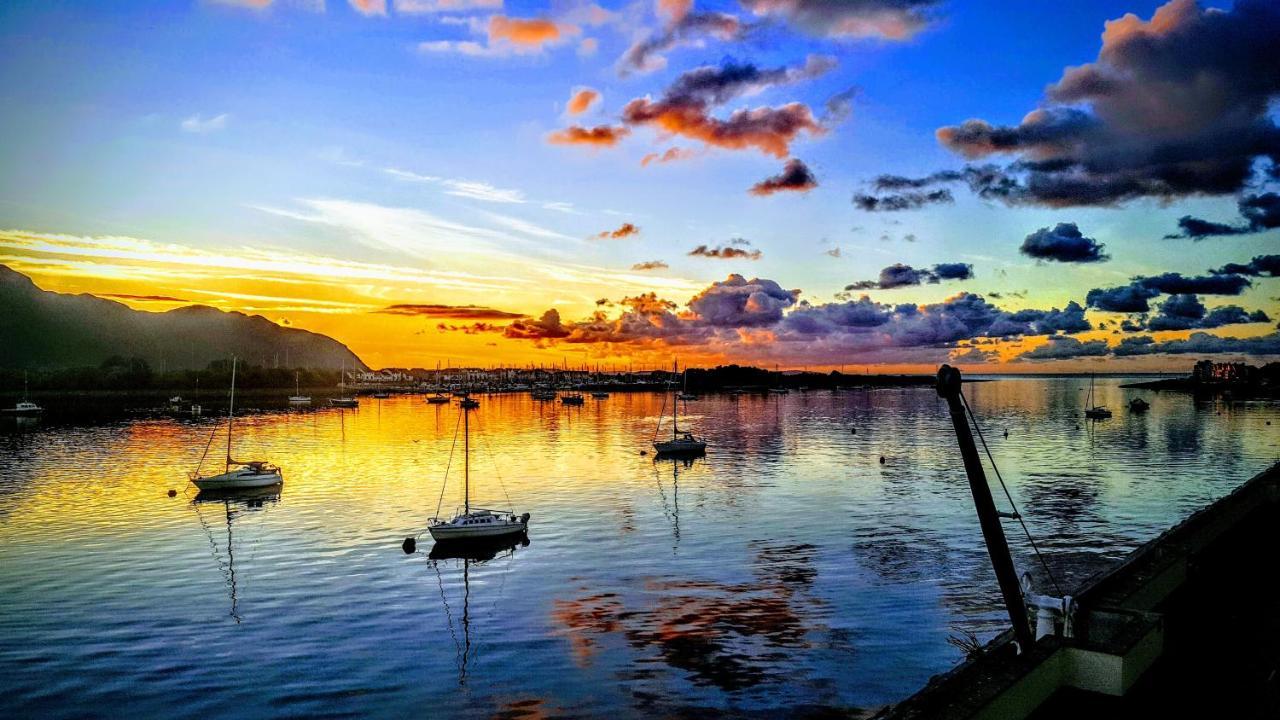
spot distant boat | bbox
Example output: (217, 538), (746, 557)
(654, 360), (706, 457)
(1128, 397), (1150, 413)
(3, 372), (43, 416)
(329, 360), (358, 408)
(1084, 374), (1112, 419)
(190, 356), (283, 491)
(560, 393), (585, 405)
(426, 393), (450, 404)
(459, 397), (480, 409)
(676, 366), (697, 401)
(288, 371), (311, 405)
(591, 391), (609, 399)
(769, 387), (790, 395)
(427, 403), (529, 543)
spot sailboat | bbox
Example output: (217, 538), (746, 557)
(654, 360), (707, 456)
(676, 366), (697, 401)
(189, 357), (283, 490)
(1083, 374), (1112, 419)
(288, 371), (311, 404)
(3, 371), (43, 416)
(427, 403), (529, 542)
(329, 359), (358, 408)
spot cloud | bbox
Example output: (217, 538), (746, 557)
(1085, 283), (1161, 313)
(394, 0), (503, 12)
(547, 124), (631, 147)
(739, 0), (943, 40)
(1213, 254), (1280, 278)
(1141, 294), (1270, 331)
(1021, 331), (1280, 360)
(641, 147), (700, 166)
(348, 0), (386, 15)
(567, 88), (600, 115)
(596, 222), (639, 239)
(845, 262), (973, 290)
(488, 15), (577, 47)
(180, 113), (229, 134)
(100, 293), (190, 303)
(688, 274), (797, 326)
(750, 159), (817, 195)
(1019, 223), (1109, 263)
(375, 303), (524, 319)
(632, 260), (669, 270)
(928, 0), (1280, 207)
(1165, 192), (1280, 239)
(1017, 335), (1110, 361)
(1134, 272), (1252, 296)
(689, 242), (763, 260)
(618, 11), (743, 75)
(658, 0), (692, 23)
(853, 188), (952, 211)
(384, 167), (526, 203)
(503, 308), (572, 339)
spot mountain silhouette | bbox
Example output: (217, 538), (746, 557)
(0, 264), (367, 371)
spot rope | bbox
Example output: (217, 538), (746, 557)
(434, 410), (463, 520)
(192, 421), (219, 478)
(471, 412), (514, 511)
(653, 391), (668, 441)
(959, 391), (1064, 597)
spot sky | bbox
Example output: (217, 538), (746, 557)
(0, 0), (1277, 371)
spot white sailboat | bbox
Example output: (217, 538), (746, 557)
(189, 357), (283, 490)
(1084, 374), (1112, 419)
(3, 371), (43, 416)
(329, 359), (358, 408)
(288, 371), (311, 404)
(428, 403), (529, 542)
(654, 360), (706, 456)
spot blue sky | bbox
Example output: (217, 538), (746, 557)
(0, 0), (1276, 369)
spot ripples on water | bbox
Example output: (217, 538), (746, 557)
(1, 378), (1276, 718)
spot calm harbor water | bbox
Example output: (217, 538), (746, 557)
(1, 377), (1277, 718)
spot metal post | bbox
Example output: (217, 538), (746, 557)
(936, 364), (1034, 650)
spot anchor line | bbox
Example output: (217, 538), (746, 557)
(433, 410), (464, 522)
(959, 390), (1063, 597)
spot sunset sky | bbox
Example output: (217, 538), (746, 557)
(1, 0), (1277, 371)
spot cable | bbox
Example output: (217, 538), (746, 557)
(471, 412), (514, 511)
(960, 391), (1064, 597)
(434, 410), (463, 520)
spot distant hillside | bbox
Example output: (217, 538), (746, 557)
(0, 265), (368, 371)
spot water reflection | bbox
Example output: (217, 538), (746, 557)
(191, 485), (282, 623)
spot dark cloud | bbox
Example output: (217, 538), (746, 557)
(1213, 254), (1280, 277)
(930, 0), (1280, 207)
(596, 222), (640, 239)
(1036, 332), (1280, 359)
(1145, 294), (1270, 331)
(1134, 272), (1252, 296)
(750, 158), (818, 195)
(845, 262), (973, 290)
(689, 243), (763, 260)
(853, 188), (952, 212)
(619, 11), (743, 75)
(631, 260), (669, 271)
(101, 293), (189, 303)
(739, 0), (943, 40)
(436, 321), (503, 334)
(375, 303), (524, 319)
(1085, 284), (1161, 313)
(1019, 223), (1109, 263)
(503, 309), (571, 340)
(1165, 192), (1280, 239)
(1017, 335), (1110, 361)
(688, 274), (798, 327)
(620, 57), (831, 158)
(990, 302), (1091, 336)
(822, 87), (857, 124)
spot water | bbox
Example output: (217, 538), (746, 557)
(1, 377), (1276, 718)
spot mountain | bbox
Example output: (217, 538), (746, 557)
(0, 265), (368, 371)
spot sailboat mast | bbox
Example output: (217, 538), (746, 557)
(226, 356), (237, 472)
(672, 359), (678, 440)
(464, 406), (470, 514)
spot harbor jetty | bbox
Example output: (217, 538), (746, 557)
(878, 367), (1280, 718)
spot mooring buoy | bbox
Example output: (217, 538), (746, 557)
(879, 456), (886, 465)
(640, 450), (647, 456)
(167, 489), (177, 497)
(850, 428), (856, 435)
(402, 537), (416, 554)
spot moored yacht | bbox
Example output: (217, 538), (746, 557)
(190, 357), (283, 491)
(654, 360), (707, 457)
(427, 403), (529, 543)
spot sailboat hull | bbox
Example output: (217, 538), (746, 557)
(653, 439), (706, 456)
(429, 514), (529, 542)
(192, 468), (283, 490)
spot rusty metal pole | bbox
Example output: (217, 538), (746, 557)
(936, 364), (1034, 651)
